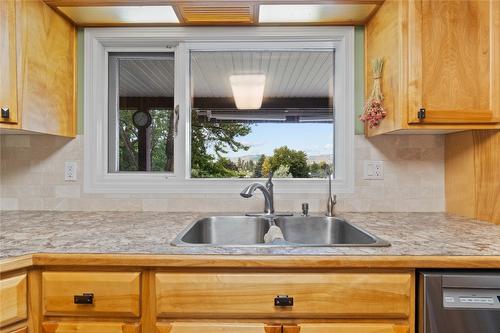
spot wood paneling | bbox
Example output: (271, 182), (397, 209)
(445, 131), (477, 218)
(42, 321), (140, 333)
(0, 274), (27, 328)
(156, 272), (411, 319)
(157, 322), (282, 333)
(13, 0), (76, 136)
(364, 0), (403, 136)
(445, 130), (500, 224)
(283, 323), (408, 333)
(42, 272), (141, 317)
(0, 0), (18, 124)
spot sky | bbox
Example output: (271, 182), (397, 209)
(220, 122), (334, 158)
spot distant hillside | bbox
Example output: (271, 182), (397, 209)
(230, 154), (333, 164)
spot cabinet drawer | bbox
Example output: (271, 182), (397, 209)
(156, 272), (412, 319)
(0, 274), (27, 327)
(284, 323), (408, 333)
(42, 272), (141, 317)
(42, 321), (140, 333)
(157, 322), (281, 333)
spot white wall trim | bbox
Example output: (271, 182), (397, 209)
(83, 26), (355, 194)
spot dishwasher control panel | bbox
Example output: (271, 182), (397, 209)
(443, 288), (500, 309)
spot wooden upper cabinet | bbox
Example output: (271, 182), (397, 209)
(0, 0), (75, 136)
(365, 0), (500, 136)
(0, 0), (18, 125)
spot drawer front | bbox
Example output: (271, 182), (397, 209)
(157, 322), (282, 333)
(5, 328), (28, 333)
(0, 274), (27, 327)
(42, 272), (141, 317)
(156, 272), (412, 319)
(284, 323), (408, 333)
(42, 321), (140, 333)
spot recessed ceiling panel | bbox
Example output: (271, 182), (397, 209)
(58, 6), (179, 25)
(259, 4), (377, 23)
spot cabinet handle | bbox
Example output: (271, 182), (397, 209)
(274, 295), (293, 307)
(74, 293), (94, 304)
(1, 107), (9, 119)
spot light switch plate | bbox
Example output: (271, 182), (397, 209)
(64, 161), (77, 181)
(364, 160), (384, 180)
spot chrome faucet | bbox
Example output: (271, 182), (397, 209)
(240, 172), (275, 216)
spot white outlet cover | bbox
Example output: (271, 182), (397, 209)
(64, 161), (78, 181)
(363, 160), (384, 180)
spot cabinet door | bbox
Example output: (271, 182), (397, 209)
(0, 0), (18, 124)
(157, 322), (281, 333)
(0, 274), (27, 328)
(42, 321), (140, 333)
(407, 0), (500, 124)
(283, 323), (408, 333)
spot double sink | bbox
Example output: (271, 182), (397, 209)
(172, 216), (390, 247)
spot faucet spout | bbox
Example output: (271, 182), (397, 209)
(240, 182), (274, 216)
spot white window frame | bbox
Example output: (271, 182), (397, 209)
(84, 27), (355, 194)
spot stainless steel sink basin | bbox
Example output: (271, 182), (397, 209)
(274, 216), (389, 246)
(171, 216), (389, 247)
(173, 216), (270, 246)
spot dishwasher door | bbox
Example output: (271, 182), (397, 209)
(419, 272), (500, 333)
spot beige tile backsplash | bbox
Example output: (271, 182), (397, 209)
(0, 134), (444, 212)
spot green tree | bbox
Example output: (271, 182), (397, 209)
(268, 146), (309, 178)
(252, 154), (266, 178)
(191, 111), (251, 178)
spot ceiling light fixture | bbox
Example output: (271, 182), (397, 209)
(229, 75), (266, 110)
(258, 4), (376, 23)
(57, 6), (180, 25)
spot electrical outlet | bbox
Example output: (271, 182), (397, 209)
(64, 161), (77, 181)
(364, 160), (384, 180)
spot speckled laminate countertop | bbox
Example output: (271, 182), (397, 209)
(1, 211), (499, 259)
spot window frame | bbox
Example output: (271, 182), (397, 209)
(84, 27), (355, 194)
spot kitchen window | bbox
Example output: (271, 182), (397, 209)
(84, 27), (354, 193)
(190, 50), (334, 179)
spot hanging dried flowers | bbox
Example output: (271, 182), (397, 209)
(360, 58), (386, 128)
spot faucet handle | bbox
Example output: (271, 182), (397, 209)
(301, 203), (309, 216)
(266, 171), (274, 188)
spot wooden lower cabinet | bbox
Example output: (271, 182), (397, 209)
(156, 322), (282, 333)
(283, 323), (408, 333)
(3, 327), (27, 333)
(42, 321), (140, 333)
(11, 269), (414, 333)
(0, 274), (27, 328)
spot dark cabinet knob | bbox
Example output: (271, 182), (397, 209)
(274, 295), (293, 307)
(74, 293), (94, 304)
(1, 107), (9, 119)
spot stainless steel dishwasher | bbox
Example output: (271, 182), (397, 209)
(419, 271), (500, 333)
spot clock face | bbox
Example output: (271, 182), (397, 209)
(132, 111), (151, 128)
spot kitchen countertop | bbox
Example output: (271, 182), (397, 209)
(1, 211), (500, 260)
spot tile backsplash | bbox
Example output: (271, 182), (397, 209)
(0, 134), (444, 212)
